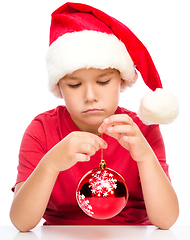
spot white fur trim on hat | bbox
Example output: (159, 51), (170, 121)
(46, 30), (137, 98)
(138, 88), (179, 125)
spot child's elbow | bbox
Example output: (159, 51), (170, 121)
(152, 208), (179, 230)
(10, 210), (37, 232)
(13, 224), (33, 233)
(11, 220), (37, 232)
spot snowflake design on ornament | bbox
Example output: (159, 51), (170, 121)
(89, 170), (117, 197)
(77, 192), (94, 216)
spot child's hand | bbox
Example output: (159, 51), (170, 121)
(98, 114), (154, 163)
(45, 131), (108, 173)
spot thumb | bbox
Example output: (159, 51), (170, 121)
(73, 153), (90, 162)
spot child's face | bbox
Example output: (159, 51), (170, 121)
(59, 68), (122, 135)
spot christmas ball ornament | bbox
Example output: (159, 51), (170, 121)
(76, 159), (129, 219)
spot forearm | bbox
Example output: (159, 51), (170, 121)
(10, 132), (107, 232)
(98, 114), (179, 228)
(10, 156), (59, 232)
(137, 153), (179, 229)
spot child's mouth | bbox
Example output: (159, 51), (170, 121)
(83, 109), (103, 114)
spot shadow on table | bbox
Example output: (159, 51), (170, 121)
(39, 226), (177, 240)
(147, 228), (177, 240)
(13, 231), (39, 240)
(12, 226), (177, 240)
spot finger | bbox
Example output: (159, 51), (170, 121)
(78, 143), (97, 157)
(73, 153), (90, 162)
(123, 136), (140, 146)
(105, 114), (133, 125)
(83, 132), (108, 149)
(78, 139), (107, 157)
(92, 135), (108, 149)
(107, 124), (135, 135)
(98, 114), (133, 133)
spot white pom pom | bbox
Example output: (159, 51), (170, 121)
(138, 88), (179, 125)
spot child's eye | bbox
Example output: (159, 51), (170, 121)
(97, 80), (110, 85)
(68, 83), (81, 88)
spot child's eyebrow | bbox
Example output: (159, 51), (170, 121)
(96, 71), (115, 78)
(61, 70), (115, 81)
(61, 76), (80, 81)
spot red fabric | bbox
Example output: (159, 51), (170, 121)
(49, 2), (162, 91)
(13, 106), (170, 225)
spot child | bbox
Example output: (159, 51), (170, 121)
(10, 2), (179, 232)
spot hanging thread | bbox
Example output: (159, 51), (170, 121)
(101, 133), (103, 160)
(100, 133), (106, 169)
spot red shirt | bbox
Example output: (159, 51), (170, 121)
(13, 106), (170, 225)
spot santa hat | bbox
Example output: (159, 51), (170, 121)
(46, 2), (179, 125)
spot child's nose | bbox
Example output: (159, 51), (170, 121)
(84, 85), (98, 103)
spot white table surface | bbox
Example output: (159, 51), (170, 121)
(0, 225), (189, 240)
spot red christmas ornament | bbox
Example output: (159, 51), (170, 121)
(76, 159), (129, 219)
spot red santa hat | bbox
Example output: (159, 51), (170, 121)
(46, 2), (179, 125)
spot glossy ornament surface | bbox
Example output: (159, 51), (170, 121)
(76, 160), (128, 219)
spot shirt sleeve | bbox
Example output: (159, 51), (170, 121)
(145, 124), (171, 181)
(12, 118), (47, 191)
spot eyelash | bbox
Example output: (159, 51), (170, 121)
(68, 83), (81, 88)
(68, 80), (110, 88)
(97, 80), (110, 85)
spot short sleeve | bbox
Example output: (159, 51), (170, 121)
(12, 119), (47, 191)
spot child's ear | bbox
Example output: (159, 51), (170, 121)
(121, 79), (125, 86)
(120, 79), (127, 92)
(57, 81), (64, 99)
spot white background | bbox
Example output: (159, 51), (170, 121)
(0, 0), (189, 226)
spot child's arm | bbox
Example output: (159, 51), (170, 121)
(10, 131), (107, 232)
(98, 114), (179, 229)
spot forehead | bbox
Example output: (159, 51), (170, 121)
(62, 68), (119, 80)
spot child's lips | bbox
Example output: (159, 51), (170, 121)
(83, 109), (103, 114)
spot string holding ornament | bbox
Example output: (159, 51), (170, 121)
(76, 134), (129, 219)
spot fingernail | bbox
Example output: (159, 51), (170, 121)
(123, 136), (128, 141)
(98, 127), (102, 133)
(107, 127), (113, 132)
(104, 118), (109, 124)
(104, 142), (108, 149)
